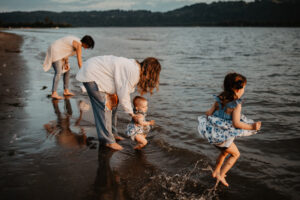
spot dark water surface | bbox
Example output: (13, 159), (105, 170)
(1, 27), (300, 200)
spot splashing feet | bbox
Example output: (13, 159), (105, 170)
(216, 173), (229, 187)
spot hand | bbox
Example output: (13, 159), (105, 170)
(149, 120), (155, 126)
(130, 114), (139, 123)
(64, 63), (70, 71)
(253, 121), (261, 131)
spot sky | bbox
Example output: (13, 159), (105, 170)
(0, 0), (254, 12)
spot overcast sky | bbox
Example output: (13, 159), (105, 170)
(0, 0), (254, 12)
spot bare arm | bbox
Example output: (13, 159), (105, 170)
(142, 120), (155, 126)
(72, 40), (82, 68)
(206, 102), (217, 116)
(135, 114), (155, 126)
(232, 104), (261, 130)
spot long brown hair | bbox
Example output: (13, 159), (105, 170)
(218, 72), (247, 105)
(137, 57), (161, 95)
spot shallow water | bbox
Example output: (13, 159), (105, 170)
(1, 27), (300, 199)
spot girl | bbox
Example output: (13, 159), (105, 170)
(43, 35), (95, 100)
(198, 72), (261, 187)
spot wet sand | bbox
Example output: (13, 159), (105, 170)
(0, 31), (27, 121)
(0, 31), (29, 160)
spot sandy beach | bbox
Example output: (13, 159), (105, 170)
(0, 32), (27, 119)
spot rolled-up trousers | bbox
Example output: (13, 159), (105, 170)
(83, 82), (119, 145)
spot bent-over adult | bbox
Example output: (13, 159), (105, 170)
(76, 55), (161, 150)
(43, 35), (94, 100)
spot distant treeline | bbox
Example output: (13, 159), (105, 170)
(0, 0), (299, 27)
(0, 18), (72, 28)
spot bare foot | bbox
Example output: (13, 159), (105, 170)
(51, 93), (64, 100)
(212, 170), (226, 178)
(212, 170), (218, 178)
(134, 143), (146, 150)
(44, 124), (54, 133)
(216, 174), (229, 187)
(105, 143), (123, 151)
(63, 90), (75, 96)
(114, 135), (124, 141)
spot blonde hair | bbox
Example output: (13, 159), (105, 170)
(133, 96), (147, 107)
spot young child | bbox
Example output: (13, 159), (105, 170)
(125, 96), (155, 150)
(198, 72), (261, 187)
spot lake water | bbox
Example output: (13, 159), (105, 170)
(2, 27), (300, 200)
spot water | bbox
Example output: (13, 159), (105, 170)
(2, 27), (300, 200)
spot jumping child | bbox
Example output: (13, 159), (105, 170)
(198, 72), (261, 187)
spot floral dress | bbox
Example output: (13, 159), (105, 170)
(125, 109), (151, 141)
(198, 96), (257, 148)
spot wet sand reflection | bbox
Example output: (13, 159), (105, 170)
(44, 98), (87, 148)
(88, 147), (129, 200)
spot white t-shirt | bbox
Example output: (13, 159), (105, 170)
(43, 35), (81, 71)
(76, 55), (140, 114)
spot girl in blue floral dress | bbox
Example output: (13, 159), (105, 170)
(198, 72), (261, 187)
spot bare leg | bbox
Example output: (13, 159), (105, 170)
(213, 151), (228, 178)
(218, 143), (240, 187)
(134, 134), (147, 150)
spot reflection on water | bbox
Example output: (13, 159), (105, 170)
(90, 147), (129, 200)
(44, 98), (87, 148)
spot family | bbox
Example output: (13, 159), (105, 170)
(43, 35), (261, 187)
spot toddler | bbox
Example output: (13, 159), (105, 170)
(125, 96), (155, 150)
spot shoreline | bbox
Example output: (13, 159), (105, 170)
(0, 31), (28, 121)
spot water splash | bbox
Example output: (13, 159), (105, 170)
(128, 161), (220, 200)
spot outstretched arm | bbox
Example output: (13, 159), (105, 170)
(73, 40), (82, 68)
(232, 104), (261, 130)
(134, 114), (155, 126)
(142, 120), (155, 126)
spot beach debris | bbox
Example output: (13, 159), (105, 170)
(0, 73), (2, 76)
(6, 89), (10, 92)
(7, 102), (22, 107)
(3, 63), (6, 67)
(41, 86), (47, 90)
(5, 49), (21, 53)
(8, 150), (15, 156)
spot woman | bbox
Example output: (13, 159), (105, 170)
(43, 35), (94, 100)
(76, 55), (161, 150)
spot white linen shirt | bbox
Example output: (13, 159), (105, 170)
(76, 55), (140, 114)
(43, 35), (81, 72)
